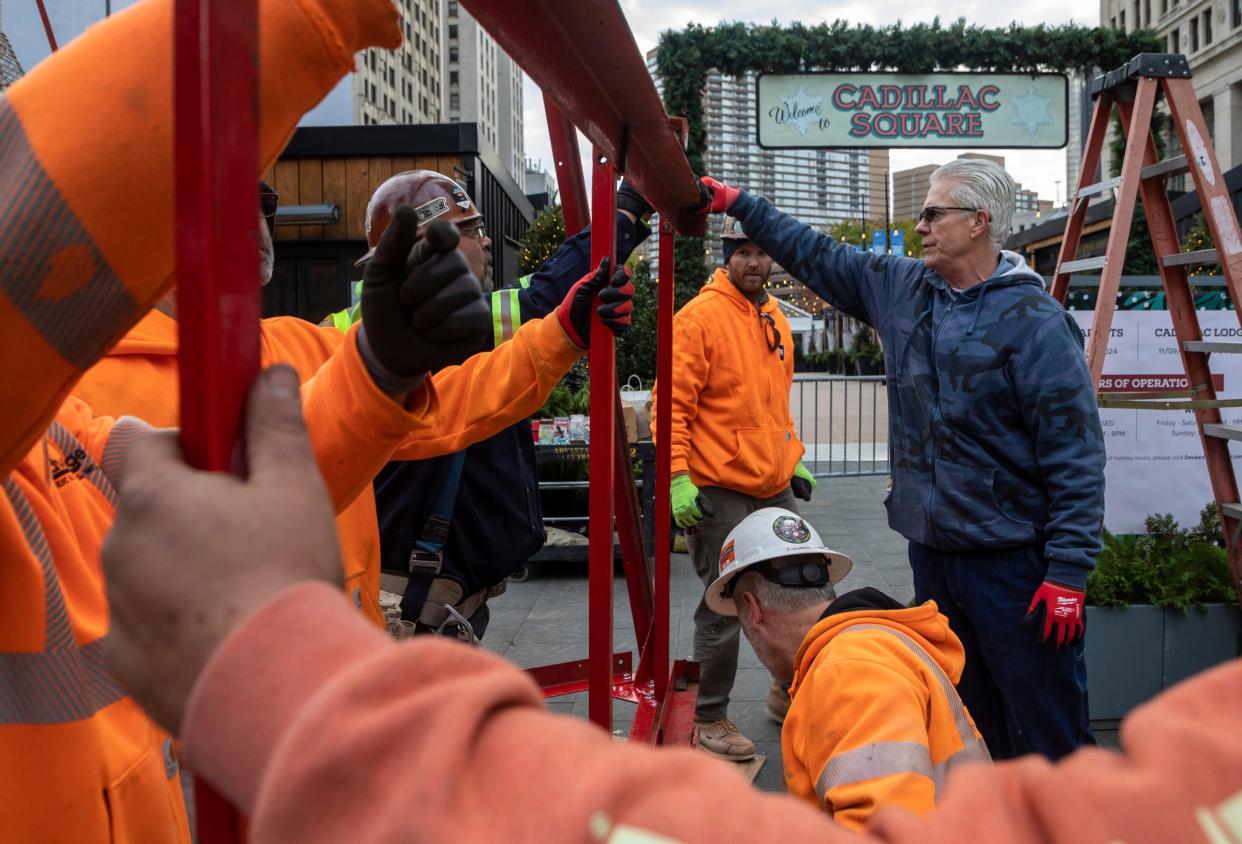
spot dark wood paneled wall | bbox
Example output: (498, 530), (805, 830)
(263, 155), (465, 241)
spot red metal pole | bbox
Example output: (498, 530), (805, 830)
(34, 0), (58, 51)
(175, 0), (258, 837)
(653, 221), (674, 701)
(588, 148), (617, 730)
(545, 94), (589, 234)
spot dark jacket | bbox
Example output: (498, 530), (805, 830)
(730, 190), (1105, 589)
(374, 212), (651, 614)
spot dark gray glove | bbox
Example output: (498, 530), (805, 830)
(616, 179), (654, 219)
(358, 210), (490, 392)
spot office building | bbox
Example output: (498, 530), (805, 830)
(443, 0), (525, 182)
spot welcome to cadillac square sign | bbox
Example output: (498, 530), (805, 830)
(756, 73), (1067, 149)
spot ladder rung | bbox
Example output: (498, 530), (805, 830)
(1185, 340), (1242, 354)
(1203, 423), (1242, 441)
(1163, 249), (1220, 267)
(1142, 154), (1190, 180)
(1059, 256), (1107, 273)
(1219, 502), (1242, 522)
(1077, 177), (1121, 199)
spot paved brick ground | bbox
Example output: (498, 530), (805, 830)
(481, 474), (906, 793)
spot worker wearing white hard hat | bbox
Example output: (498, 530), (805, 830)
(710, 508), (989, 830)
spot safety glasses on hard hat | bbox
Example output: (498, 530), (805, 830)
(758, 311), (781, 353)
(721, 555), (831, 599)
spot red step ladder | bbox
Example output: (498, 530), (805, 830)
(1051, 52), (1242, 606)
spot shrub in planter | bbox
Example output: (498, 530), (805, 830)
(1085, 505), (1240, 718)
(1085, 506), (1236, 613)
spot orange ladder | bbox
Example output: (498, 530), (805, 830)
(1050, 52), (1242, 605)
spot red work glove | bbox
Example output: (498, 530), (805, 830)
(697, 176), (740, 214)
(556, 257), (635, 349)
(1024, 580), (1085, 648)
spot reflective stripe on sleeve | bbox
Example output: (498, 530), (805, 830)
(492, 288), (521, 346)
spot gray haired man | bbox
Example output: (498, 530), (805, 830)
(697, 159), (1105, 762)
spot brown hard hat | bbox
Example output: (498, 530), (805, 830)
(356, 169), (482, 265)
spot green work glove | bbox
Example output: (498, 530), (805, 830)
(791, 461), (817, 502)
(671, 475), (704, 529)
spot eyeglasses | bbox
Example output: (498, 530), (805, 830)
(917, 206), (978, 225)
(259, 189), (279, 222)
(458, 217), (487, 242)
(758, 311), (781, 353)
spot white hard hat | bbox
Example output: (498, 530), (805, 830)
(705, 508), (853, 617)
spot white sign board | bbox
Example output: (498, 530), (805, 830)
(756, 72), (1068, 149)
(1071, 310), (1242, 534)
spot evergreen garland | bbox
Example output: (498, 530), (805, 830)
(655, 19), (1165, 294)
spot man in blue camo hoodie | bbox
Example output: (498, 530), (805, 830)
(699, 158), (1104, 761)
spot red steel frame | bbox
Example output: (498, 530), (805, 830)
(171, 0), (703, 832)
(461, 0), (703, 740)
(175, 0), (259, 838)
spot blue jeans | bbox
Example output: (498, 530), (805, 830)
(909, 541), (1094, 761)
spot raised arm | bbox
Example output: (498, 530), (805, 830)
(702, 178), (900, 326)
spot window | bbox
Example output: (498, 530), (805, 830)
(448, 24), (458, 39)
(1161, 0), (1168, 13)
(447, 0), (458, 15)
(1119, 10), (1126, 29)
(449, 47), (459, 63)
(1145, 0), (1151, 22)
(1204, 10), (1213, 43)
(1236, 0), (1241, 27)
(1191, 16), (1199, 49)
(1111, 15), (1117, 27)
(450, 70), (458, 85)
(1134, 0), (1141, 24)
(369, 51), (376, 70)
(1171, 27), (1180, 51)
(450, 93), (459, 110)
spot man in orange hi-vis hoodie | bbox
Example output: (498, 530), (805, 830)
(0, 0), (626, 840)
(704, 507), (989, 830)
(651, 215), (818, 760)
(97, 375), (1242, 844)
(72, 179), (631, 627)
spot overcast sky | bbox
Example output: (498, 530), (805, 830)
(524, 0), (1102, 208)
(8, 0), (1097, 207)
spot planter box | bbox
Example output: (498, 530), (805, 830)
(1086, 603), (1241, 719)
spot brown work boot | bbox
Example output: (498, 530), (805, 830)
(694, 719), (756, 762)
(766, 680), (791, 724)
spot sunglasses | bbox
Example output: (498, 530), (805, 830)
(758, 311), (781, 353)
(917, 205), (977, 225)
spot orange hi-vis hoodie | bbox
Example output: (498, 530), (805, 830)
(181, 581), (1242, 844)
(0, 0), (400, 838)
(73, 308), (582, 626)
(783, 594), (989, 830)
(652, 267), (803, 499)
(0, 0), (574, 839)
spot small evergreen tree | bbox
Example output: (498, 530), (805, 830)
(519, 205), (567, 275)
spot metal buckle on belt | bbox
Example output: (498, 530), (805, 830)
(408, 548), (443, 576)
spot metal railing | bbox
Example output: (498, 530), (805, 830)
(791, 374), (889, 477)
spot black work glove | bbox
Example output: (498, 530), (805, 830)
(358, 210), (490, 393)
(556, 257), (636, 349)
(791, 476), (814, 502)
(616, 179), (654, 219)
